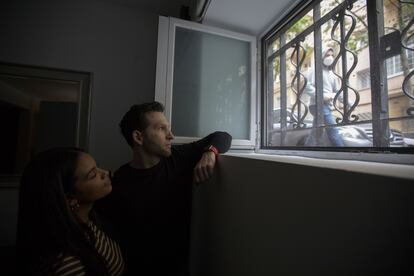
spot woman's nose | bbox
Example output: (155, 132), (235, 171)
(100, 168), (112, 179)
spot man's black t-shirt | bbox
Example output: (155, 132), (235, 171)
(96, 132), (231, 275)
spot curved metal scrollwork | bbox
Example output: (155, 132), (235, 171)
(330, 5), (360, 124)
(289, 42), (308, 128)
(400, 0), (414, 115)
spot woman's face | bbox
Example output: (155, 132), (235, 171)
(73, 152), (112, 204)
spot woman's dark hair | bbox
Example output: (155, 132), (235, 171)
(119, 101), (165, 147)
(16, 147), (109, 275)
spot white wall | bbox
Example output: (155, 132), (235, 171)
(0, 1), (162, 272)
(0, 0), (161, 170)
(190, 155), (414, 275)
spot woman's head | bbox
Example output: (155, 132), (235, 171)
(17, 147), (111, 274)
(68, 150), (112, 208)
(20, 147), (111, 211)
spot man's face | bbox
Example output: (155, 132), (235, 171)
(140, 111), (174, 157)
(325, 49), (334, 58)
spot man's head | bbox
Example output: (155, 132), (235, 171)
(120, 102), (174, 157)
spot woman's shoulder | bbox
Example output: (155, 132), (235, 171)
(50, 253), (86, 276)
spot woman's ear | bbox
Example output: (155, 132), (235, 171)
(132, 130), (144, 146)
(67, 196), (80, 212)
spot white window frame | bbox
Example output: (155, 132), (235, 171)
(155, 16), (257, 149)
(386, 55), (403, 77)
(255, 0), (414, 164)
(386, 42), (414, 78)
(357, 68), (371, 89)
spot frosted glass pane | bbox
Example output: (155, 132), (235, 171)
(172, 27), (251, 140)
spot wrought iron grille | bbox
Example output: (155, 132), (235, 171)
(262, 0), (414, 150)
(400, 0), (414, 115)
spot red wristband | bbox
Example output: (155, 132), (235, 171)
(207, 145), (219, 156)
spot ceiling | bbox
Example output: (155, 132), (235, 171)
(203, 0), (302, 36)
(99, 0), (190, 17)
(101, 0), (303, 37)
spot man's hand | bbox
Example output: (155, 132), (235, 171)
(193, 151), (216, 184)
(323, 94), (333, 103)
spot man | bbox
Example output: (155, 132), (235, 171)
(305, 47), (345, 147)
(97, 102), (232, 275)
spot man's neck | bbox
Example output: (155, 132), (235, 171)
(130, 148), (161, 169)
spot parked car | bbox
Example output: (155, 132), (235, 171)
(337, 124), (405, 147)
(269, 108), (406, 147)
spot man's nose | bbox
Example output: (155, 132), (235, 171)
(167, 130), (174, 140)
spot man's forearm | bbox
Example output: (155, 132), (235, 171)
(174, 131), (232, 165)
(205, 131), (232, 153)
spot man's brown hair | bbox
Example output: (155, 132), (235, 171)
(119, 101), (165, 147)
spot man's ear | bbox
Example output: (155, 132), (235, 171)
(132, 130), (144, 146)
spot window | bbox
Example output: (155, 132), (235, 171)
(155, 16), (256, 148)
(387, 55), (403, 76)
(386, 43), (414, 76)
(261, 0), (414, 152)
(357, 69), (370, 89)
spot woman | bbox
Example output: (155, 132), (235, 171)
(16, 147), (124, 275)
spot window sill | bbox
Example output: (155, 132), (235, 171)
(224, 151), (414, 180)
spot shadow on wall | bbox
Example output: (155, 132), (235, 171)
(0, 185), (18, 274)
(190, 155), (414, 276)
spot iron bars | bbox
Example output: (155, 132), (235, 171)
(400, 0), (414, 115)
(331, 3), (360, 124)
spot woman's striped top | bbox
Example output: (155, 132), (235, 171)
(51, 221), (124, 276)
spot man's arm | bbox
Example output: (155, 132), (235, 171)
(173, 131), (232, 183)
(304, 69), (316, 97)
(190, 131), (232, 154)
